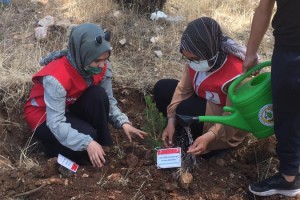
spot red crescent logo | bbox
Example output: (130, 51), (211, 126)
(209, 92), (214, 99)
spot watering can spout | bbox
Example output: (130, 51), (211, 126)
(176, 106), (252, 132)
(198, 106), (252, 132)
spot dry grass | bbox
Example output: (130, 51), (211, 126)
(0, 0), (274, 164)
(0, 0), (272, 103)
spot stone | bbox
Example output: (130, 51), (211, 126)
(154, 50), (163, 58)
(38, 15), (55, 27)
(126, 153), (139, 168)
(113, 11), (121, 18)
(107, 172), (122, 182)
(179, 171), (193, 190)
(119, 38), (127, 46)
(150, 36), (159, 43)
(35, 26), (48, 40)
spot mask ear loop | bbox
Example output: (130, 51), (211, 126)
(208, 51), (219, 68)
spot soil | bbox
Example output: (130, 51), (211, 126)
(1, 1), (300, 200)
(0, 86), (298, 200)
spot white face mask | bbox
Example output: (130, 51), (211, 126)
(189, 60), (211, 72)
(188, 52), (219, 72)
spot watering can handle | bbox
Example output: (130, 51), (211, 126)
(228, 60), (271, 98)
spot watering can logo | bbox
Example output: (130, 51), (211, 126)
(258, 104), (274, 127)
(176, 61), (274, 139)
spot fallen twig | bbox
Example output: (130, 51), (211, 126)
(13, 183), (46, 198)
(13, 177), (67, 198)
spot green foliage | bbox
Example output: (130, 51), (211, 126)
(142, 95), (167, 148)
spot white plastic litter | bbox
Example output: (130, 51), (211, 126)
(150, 11), (184, 22)
(150, 11), (168, 20)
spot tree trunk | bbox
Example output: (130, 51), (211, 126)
(116, 0), (167, 13)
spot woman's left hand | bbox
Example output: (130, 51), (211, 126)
(122, 123), (148, 142)
(187, 131), (215, 155)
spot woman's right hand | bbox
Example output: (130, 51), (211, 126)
(161, 118), (176, 148)
(87, 140), (106, 168)
(243, 54), (259, 73)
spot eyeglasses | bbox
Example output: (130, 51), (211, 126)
(181, 55), (201, 64)
(95, 31), (111, 44)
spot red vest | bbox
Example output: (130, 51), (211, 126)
(24, 56), (107, 131)
(189, 55), (243, 106)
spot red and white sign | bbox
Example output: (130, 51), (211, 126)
(156, 147), (181, 169)
(57, 154), (79, 173)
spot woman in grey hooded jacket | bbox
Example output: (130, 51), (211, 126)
(24, 23), (147, 168)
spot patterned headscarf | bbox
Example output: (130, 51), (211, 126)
(180, 17), (246, 71)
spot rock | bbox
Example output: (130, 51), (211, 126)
(119, 38), (127, 46)
(113, 11), (121, 18)
(154, 50), (163, 58)
(179, 171), (193, 190)
(126, 153), (139, 168)
(150, 36), (159, 44)
(35, 26), (48, 40)
(107, 172), (122, 182)
(38, 15), (56, 27)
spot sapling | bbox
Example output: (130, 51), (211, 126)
(142, 95), (166, 149)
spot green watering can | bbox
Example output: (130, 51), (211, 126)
(176, 61), (274, 139)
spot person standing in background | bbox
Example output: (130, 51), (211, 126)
(243, 0), (300, 197)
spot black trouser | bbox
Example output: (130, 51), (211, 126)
(34, 86), (111, 163)
(272, 48), (300, 176)
(153, 79), (207, 139)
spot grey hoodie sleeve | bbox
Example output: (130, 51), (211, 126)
(43, 76), (93, 151)
(100, 62), (130, 129)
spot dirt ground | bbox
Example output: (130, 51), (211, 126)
(0, 86), (298, 200)
(1, 1), (300, 200)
